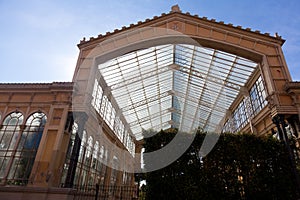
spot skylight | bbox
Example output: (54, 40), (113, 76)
(97, 44), (257, 140)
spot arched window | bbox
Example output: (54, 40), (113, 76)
(0, 112), (24, 181)
(60, 122), (78, 186)
(86, 136), (93, 159)
(74, 130), (87, 188)
(0, 112), (46, 185)
(92, 141), (99, 170)
(110, 156), (119, 187)
(66, 122), (78, 162)
(78, 130), (87, 162)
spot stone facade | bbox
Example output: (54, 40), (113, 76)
(0, 5), (300, 199)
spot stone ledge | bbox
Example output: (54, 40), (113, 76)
(0, 186), (77, 200)
(0, 186), (76, 194)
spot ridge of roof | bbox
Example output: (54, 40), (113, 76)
(78, 5), (284, 47)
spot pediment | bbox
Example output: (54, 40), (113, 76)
(78, 5), (284, 50)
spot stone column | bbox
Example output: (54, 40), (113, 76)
(29, 105), (71, 187)
(115, 170), (123, 198)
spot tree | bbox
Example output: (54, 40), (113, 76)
(143, 129), (297, 200)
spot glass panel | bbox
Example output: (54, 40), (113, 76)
(4, 112), (46, 185)
(96, 43), (257, 140)
(250, 76), (268, 115)
(0, 112), (24, 180)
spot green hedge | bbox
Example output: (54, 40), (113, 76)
(143, 129), (297, 200)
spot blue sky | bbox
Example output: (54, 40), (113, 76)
(0, 0), (299, 82)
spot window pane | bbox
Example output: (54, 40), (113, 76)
(0, 112), (24, 180)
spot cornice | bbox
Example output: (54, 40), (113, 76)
(284, 81), (300, 93)
(77, 5), (285, 49)
(0, 82), (74, 91)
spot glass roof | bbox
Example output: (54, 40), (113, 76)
(98, 44), (257, 140)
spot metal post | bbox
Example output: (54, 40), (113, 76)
(273, 114), (300, 197)
(272, 115), (284, 141)
(95, 183), (99, 200)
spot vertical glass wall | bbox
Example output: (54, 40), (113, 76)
(61, 122), (133, 190)
(222, 76), (268, 133)
(92, 79), (135, 157)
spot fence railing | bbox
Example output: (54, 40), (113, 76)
(72, 184), (138, 200)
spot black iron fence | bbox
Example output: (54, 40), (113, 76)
(72, 184), (138, 200)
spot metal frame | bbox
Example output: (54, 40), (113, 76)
(96, 44), (258, 140)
